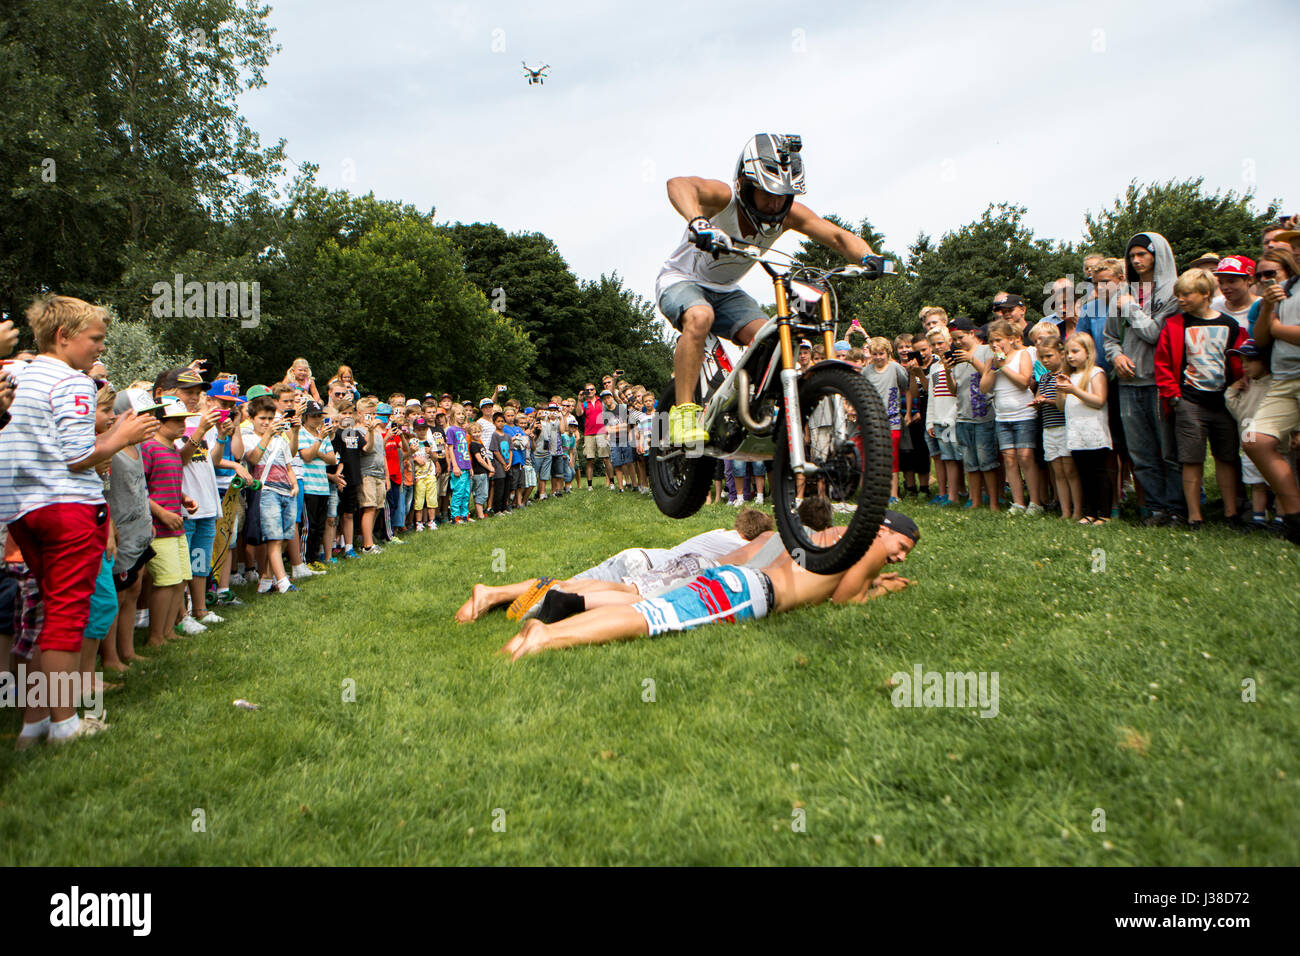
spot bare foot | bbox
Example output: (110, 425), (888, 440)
(123, 652), (149, 663)
(102, 660), (130, 673)
(501, 620), (548, 661)
(145, 638), (166, 648)
(455, 583), (494, 623)
(102, 681), (124, 693)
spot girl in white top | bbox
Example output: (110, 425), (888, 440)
(1053, 333), (1112, 524)
(980, 319), (1042, 514)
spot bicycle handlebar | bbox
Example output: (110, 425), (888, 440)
(718, 236), (896, 283)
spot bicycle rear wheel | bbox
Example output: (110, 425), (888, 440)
(770, 364), (892, 574)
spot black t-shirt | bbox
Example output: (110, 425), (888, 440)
(469, 441), (490, 475)
(332, 428), (365, 487)
(1179, 312), (1239, 411)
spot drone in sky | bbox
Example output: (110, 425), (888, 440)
(522, 61), (550, 85)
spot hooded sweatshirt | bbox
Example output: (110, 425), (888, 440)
(1103, 231), (1178, 386)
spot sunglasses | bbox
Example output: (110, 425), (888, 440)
(1256, 270), (1280, 280)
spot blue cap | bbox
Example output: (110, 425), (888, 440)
(524, 407), (535, 415)
(1227, 340), (1264, 360)
(834, 340), (850, 353)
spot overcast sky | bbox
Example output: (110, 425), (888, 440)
(239, 0), (1298, 308)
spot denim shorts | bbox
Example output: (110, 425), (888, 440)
(933, 423), (963, 462)
(610, 443), (635, 467)
(182, 515), (217, 578)
(732, 459), (767, 477)
(536, 452), (553, 480)
(657, 281), (768, 342)
(924, 431), (941, 458)
(956, 420), (999, 471)
(996, 418), (1038, 451)
(472, 473), (489, 505)
(260, 489), (297, 541)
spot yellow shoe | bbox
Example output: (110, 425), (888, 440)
(668, 403), (708, 446)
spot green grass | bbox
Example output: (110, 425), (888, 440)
(2, 485), (1298, 865)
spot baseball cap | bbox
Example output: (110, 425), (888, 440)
(114, 387), (166, 417)
(462, 399), (475, 408)
(600, 389), (613, 397)
(244, 384), (271, 400)
(798, 338), (813, 349)
(440, 392), (452, 400)
(414, 417), (428, 427)
(155, 367), (205, 390)
(947, 317), (976, 332)
(834, 340), (850, 353)
(1227, 339), (1264, 360)
(1187, 252), (1220, 269)
(375, 403), (393, 422)
(302, 401), (324, 417)
(1273, 229), (1300, 243)
(206, 378), (241, 401)
(1213, 255), (1255, 277)
(548, 403), (559, 410)
(992, 294), (1025, 310)
(479, 397), (494, 407)
(524, 406), (535, 415)
(405, 399), (421, 408)
(882, 510), (920, 543)
(160, 396), (190, 419)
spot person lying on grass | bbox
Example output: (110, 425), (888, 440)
(455, 498), (840, 623)
(500, 510), (920, 661)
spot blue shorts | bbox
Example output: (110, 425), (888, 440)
(956, 420), (999, 471)
(610, 443), (635, 467)
(996, 418), (1038, 451)
(657, 282), (768, 342)
(733, 459), (767, 477)
(472, 473), (489, 505)
(183, 515), (217, 578)
(934, 423), (963, 462)
(260, 489), (297, 541)
(536, 453), (553, 480)
(925, 431), (941, 458)
(83, 552), (117, 642)
(632, 566), (773, 637)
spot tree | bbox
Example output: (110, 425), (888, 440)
(0, 0), (285, 320)
(908, 203), (1075, 326)
(1083, 178), (1279, 270)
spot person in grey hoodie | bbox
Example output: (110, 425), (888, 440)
(1105, 231), (1184, 524)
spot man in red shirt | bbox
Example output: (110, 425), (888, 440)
(579, 382), (613, 491)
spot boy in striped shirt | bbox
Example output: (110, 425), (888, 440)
(0, 296), (158, 747)
(140, 398), (199, 647)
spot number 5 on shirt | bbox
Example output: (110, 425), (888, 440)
(74, 394), (91, 414)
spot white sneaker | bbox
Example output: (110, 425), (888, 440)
(755, 493), (765, 505)
(291, 564), (314, 579)
(134, 609), (149, 630)
(415, 522), (425, 531)
(389, 537), (406, 545)
(1007, 503), (1027, 516)
(257, 577), (274, 594)
(198, 610), (225, 625)
(177, 616), (207, 636)
(727, 498), (740, 507)
(1025, 502), (1045, 517)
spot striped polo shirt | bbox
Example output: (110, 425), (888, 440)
(139, 438), (186, 538)
(0, 355), (103, 523)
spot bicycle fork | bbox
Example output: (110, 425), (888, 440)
(774, 279), (810, 475)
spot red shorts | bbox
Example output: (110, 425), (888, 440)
(890, 429), (901, 472)
(6, 502), (109, 654)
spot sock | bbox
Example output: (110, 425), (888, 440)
(48, 715), (81, 740)
(276, 577), (291, 593)
(538, 589), (586, 625)
(19, 716), (50, 741)
(258, 576), (273, 593)
(292, 563), (308, 573)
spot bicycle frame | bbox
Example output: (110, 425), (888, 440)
(683, 261), (855, 473)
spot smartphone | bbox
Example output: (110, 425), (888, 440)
(218, 409), (230, 423)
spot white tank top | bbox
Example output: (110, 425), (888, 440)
(655, 188), (786, 300)
(992, 349), (1036, 422)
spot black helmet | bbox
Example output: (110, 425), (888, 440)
(734, 133), (805, 235)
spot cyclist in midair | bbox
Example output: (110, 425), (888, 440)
(657, 133), (882, 446)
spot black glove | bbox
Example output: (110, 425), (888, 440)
(688, 217), (734, 256)
(860, 254), (886, 277)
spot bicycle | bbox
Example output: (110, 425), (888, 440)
(649, 238), (896, 574)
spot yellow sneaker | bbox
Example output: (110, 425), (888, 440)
(668, 403), (708, 446)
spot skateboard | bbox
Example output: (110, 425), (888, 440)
(211, 475), (261, 572)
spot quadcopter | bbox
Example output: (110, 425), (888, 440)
(522, 61), (550, 85)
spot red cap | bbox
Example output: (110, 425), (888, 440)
(1213, 255), (1255, 277)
